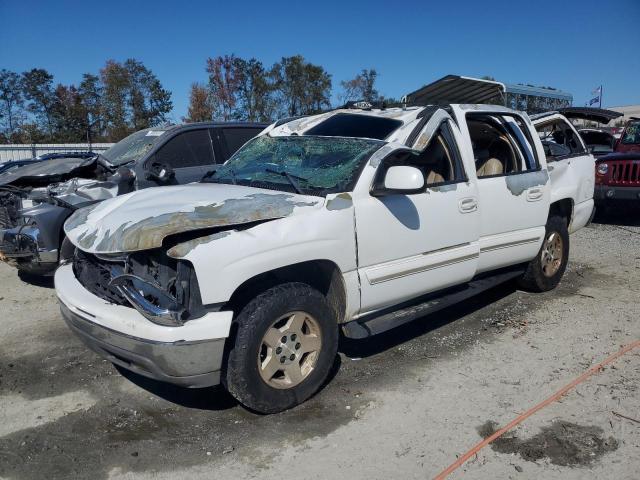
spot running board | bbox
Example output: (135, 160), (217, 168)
(342, 268), (525, 339)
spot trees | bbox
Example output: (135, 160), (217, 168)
(201, 54), (332, 122)
(235, 58), (274, 122)
(3, 54), (399, 143)
(340, 69), (379, 104)
(50, 84), (87, 142)
(22, 68), (56, 137)
(0, 60), (172, 144)
(0, 69), (24, 139)
(78, 73), (104, 142)
(270, 55), (332, 117)
(206, 55), (243, 121)
(99, 59), (172, 141)
(184, 83), (213, 122)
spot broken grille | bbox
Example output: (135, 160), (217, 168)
(609, 161), (640, 186)
(73, 249), (130, 307)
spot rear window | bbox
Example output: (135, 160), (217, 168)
(305, 113), (402, 140)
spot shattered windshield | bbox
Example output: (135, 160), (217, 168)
(101, 128), (170, 166)
(203, 135), (383, 195)
(621, 123), (640, 145)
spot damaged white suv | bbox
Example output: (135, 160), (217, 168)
(56, 105), (595, 413)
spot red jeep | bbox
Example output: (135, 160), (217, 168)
(595, 152), (640, 206)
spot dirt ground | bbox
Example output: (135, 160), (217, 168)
(0, 212), (639, 480)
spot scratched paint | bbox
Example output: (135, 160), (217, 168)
(325, 193), (353, 211)
(505, 169), (549, 196)
(66, 192), (320, 254)
(167, 231), (232, 259)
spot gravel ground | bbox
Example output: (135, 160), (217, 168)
(0, 213), (639, 480)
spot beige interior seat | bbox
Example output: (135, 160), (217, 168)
(476, 157), (504, 177)
(426, 170), (445, 184)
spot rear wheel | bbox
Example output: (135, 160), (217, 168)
(518, 215), (569, 292)
(223, 282), (338, 414)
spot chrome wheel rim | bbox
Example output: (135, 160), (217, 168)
(257, 311), (322, 389)
(541, 231), (563, 277)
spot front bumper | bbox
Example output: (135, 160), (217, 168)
(0, 224), (58, 272)
(594, 184), (640, 203)
(55, 264), (233, 388)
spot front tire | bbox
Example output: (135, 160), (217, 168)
(518, 215), (569, 292)
(223, 282), (338, 414)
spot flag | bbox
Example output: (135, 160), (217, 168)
(589, 85), (602, 106)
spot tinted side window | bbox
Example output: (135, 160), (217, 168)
(155, 133), (189, 168)
(184, 129), (215, 167)
(155, 130), (214, 168)
(223, 128), (262, 158)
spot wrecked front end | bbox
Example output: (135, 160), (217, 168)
(56, 185), (325, 387)
(56, 233), (242, 387)
(0, 175), (127, 274)
(0, 200), (70, 274)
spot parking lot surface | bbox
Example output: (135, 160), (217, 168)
(1, 215), (639, 479)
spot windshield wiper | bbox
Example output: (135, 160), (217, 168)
(264, 168), (308, 194)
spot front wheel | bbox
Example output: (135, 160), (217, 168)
(517, 215), (569, 292)
(223, 282), (338, 414)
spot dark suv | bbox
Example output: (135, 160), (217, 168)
(0, 122), (266, 275)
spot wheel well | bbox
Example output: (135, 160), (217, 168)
(549, 198), (573, 225)
(225, 260), (347, 323)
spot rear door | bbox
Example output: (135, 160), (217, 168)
(353, 113), (480, 315)
(452, 106), (550, 274)
(532, 114), (595, 231)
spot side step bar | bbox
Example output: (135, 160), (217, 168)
(342, 268), (525, 339)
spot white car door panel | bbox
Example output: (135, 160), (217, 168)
(532, 114), (595, 232)
(353, 115), (480, 316)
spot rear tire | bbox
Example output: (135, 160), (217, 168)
(223, 282), (338, 414)
(518, 215), (569, 292)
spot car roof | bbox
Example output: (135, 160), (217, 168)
(170, 121), (269, 132)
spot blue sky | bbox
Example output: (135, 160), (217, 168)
(1, 0), (639, 121)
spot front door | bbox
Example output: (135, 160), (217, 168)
(140, 129), (216, 188)
(353, 115), (480, 315)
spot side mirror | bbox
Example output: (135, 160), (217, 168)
(372, 165), (424, 196)
(146, 162), (175, 183)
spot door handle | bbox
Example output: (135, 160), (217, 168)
(527, 187), (543, 202)
(459, 197), (478, 213)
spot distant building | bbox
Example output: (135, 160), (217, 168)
(609, 105), (640, 126)
(503, 83), (573, 114)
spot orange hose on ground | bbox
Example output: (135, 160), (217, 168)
(433, 340), (640, 480)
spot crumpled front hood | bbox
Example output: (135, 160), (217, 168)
(64, 183), (323, 254)
(0, 157), (96, 187)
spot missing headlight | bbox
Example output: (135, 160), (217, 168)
(108, 249), (205, 326)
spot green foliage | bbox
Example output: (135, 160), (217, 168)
(340, 69), (379, 104)
(0, 60), (172, 144)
